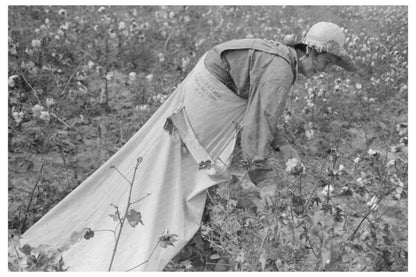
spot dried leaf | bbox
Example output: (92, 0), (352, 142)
(109, 207), (121, 222)
(19, 244), (32, 256)
(84, 228), (95, 240)
(235, 251), (245, 263)
(159, 229), (178, 248)
(126, 208), (143, 227)
(292, 194), (305, 215)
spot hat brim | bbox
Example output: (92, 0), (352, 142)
(325, 41), (356, 72)
(291, 39), (356, 72)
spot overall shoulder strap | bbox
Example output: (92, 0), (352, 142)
(213, 38), (293, 64)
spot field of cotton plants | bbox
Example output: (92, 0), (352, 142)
(8, 6), (408, 271)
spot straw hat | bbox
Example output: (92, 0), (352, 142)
(284, 22), (356, 72)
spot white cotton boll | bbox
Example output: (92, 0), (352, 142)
(337, 165), (346, 175)
(158, 53), (165, 63)
(32, 104), (44, 118)
(285, 158), (298, 172)
(305, 129), (314, 140)
(183, 16), (191, 24)
(46, 98), (55, 107)
(105, 72), (114, 81)
(118, 21), (126, 30)
(321, 185), (334, 196)
(283, 114), (291, 124)
(195, 38), (206, 48)
(386, 160), (396, 167)
(12, 111), (24, 124)
(159, 95), (168, 103)
(136, 104), (149, 112)
(398, 125), (407, 136)
(25, 48), (34, 55)
(76, 71), (86, 81)
(368, 149), (380, 157)
(356, 177), (366, 187)
(61, 22), (70, 30)
(399, 137), (408, 146)
(392, 177), (404, 200)
(39, 111), (50, 122)
(145, 74), (153, 82)
(391, 145), (401, 153)
(181, 57), (190, 71)
(366, 196), (379, 211)
(88, 61), (95, 69)
(141, 22), (150, 30)
(8, 75), (18, 87)
(128, 72), (137, 82)
(354, 157), (360, 164)
(31, 39), (41, 48)
(58, 9), (67, 17)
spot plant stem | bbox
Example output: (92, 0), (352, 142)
(349, 196), (384, 241)
(21, 160), (45, 233)
(17, 68), (40, 104)
(107, 159), (142, 271)
(126, 240), (161, 271)
(50, 112), (72, 129)
(104, 36), (109, 108)
(130, 193), (151, 206)
(58, 53), (90, 97)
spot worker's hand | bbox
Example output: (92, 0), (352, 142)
(259, 184), (276, 207)
(279, 144), (301, 166)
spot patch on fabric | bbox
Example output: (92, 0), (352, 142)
(163, 117), (174, 135)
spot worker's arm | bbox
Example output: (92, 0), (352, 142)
(240, 52), (300, 185)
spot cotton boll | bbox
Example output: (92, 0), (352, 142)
(321, 185), (334, 196)
(285, 158), (298, 172)
(366, 196), (379, 211)
(128, 72), (137, 82)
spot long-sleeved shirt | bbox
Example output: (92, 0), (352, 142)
(203, 39), (299, 184)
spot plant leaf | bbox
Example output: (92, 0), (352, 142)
(210, 254), (221, 260)
(259, 250), (267, 271)
(109, 209), (121, 222)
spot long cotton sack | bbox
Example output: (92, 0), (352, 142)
(21, 55), (248, 271)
